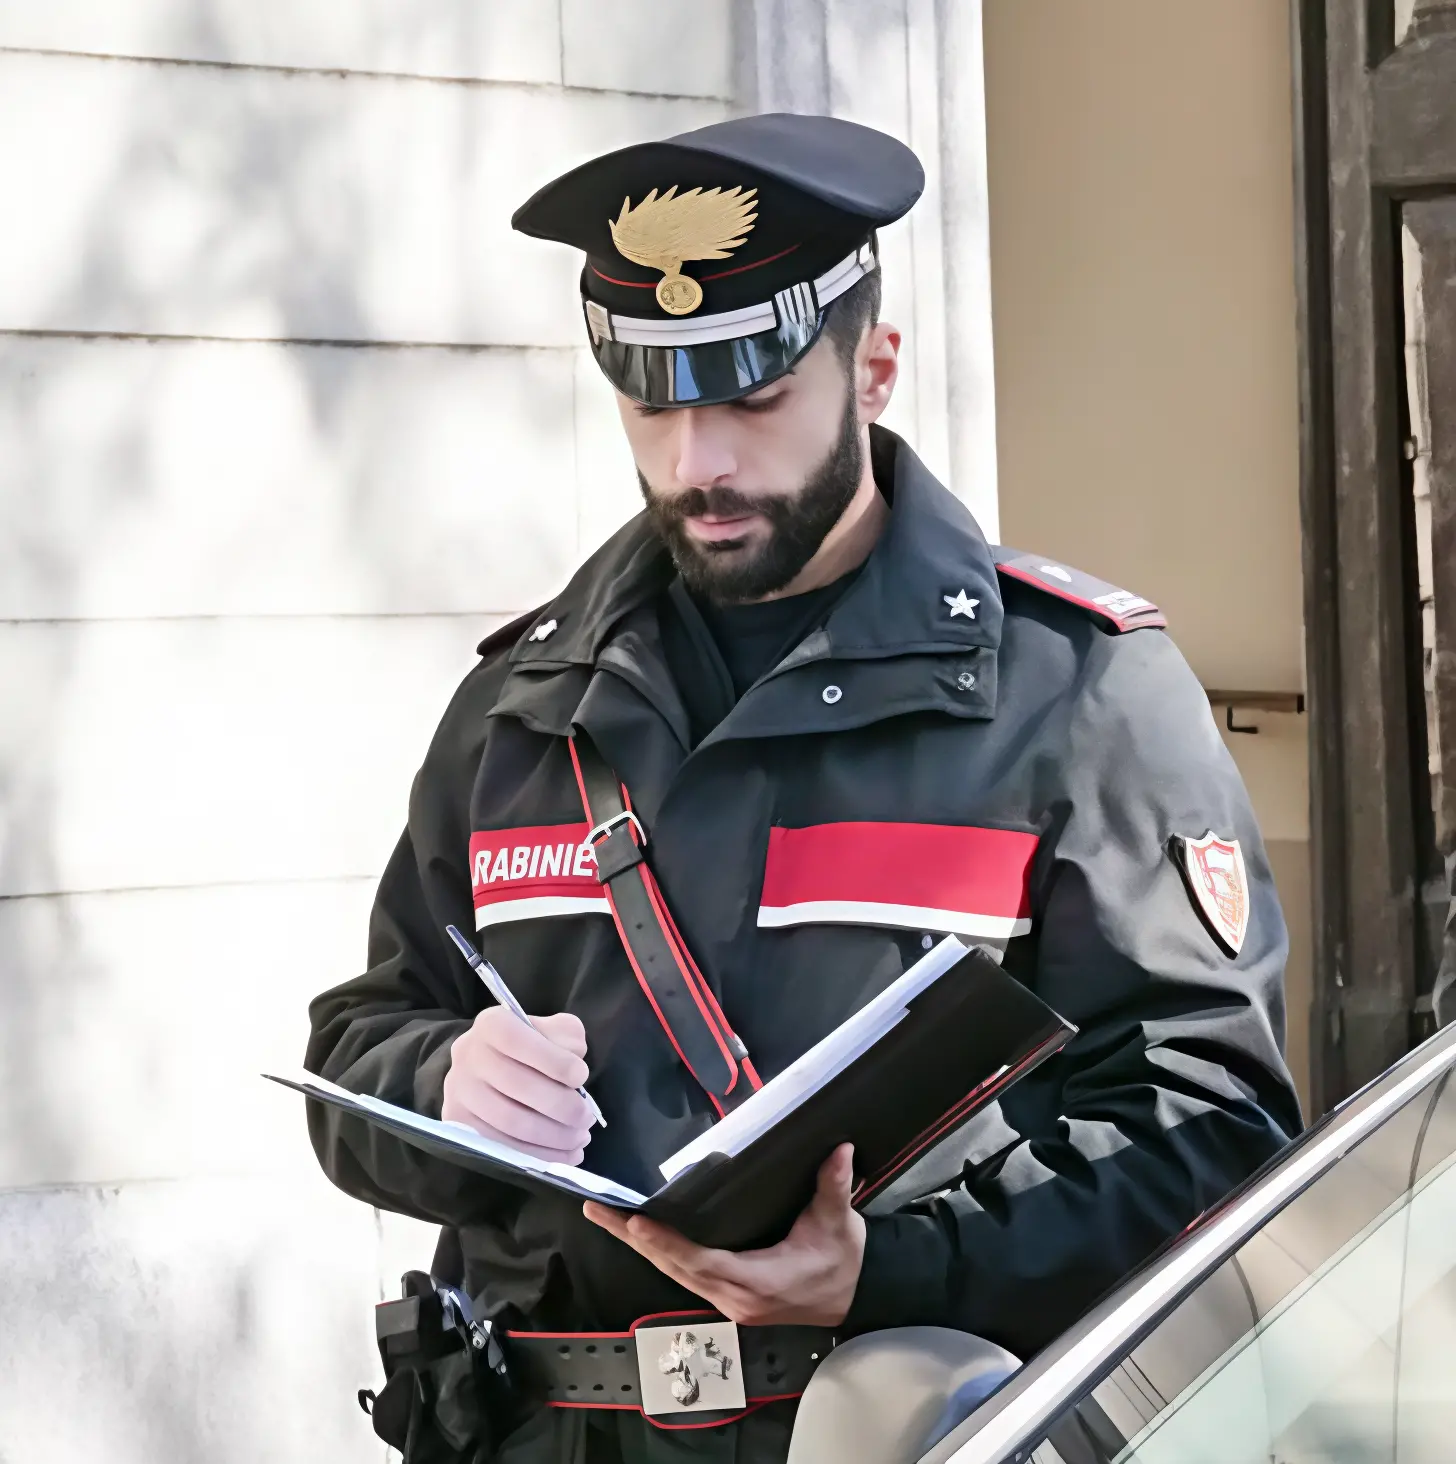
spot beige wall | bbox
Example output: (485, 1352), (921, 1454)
(983, 0), (1311, 1109)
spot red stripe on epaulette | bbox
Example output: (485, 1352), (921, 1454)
(992, 553), (1166, 634)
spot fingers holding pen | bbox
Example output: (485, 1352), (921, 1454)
(443, 1004), (596, 1159)
(526, 1011), (590, 1065)
(488, 1009), (591, 1088)
(450, 1070), (592, 1159)
(486, 1047), (596, 1129)
(442, 928), (603, 1131)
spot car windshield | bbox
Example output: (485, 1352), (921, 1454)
(924, 1025), (1456, 1464)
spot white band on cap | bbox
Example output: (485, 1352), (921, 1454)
(587, 240), (877, 348)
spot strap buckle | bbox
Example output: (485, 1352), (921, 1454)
(439, 1284), (507, 1376)
(582, 809), (647, 852)
(634, 1320), (747, 1417)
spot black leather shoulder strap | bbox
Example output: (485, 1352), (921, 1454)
(569, 732), (760, 1116)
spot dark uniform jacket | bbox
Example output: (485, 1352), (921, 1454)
(306, 428), (1301, 1457)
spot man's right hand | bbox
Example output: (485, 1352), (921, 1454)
(442, 1008), (595, 1164)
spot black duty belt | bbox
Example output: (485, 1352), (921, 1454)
(504, 1311), (835, 1427)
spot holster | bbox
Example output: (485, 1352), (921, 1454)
(361, 1271), (520, 1464)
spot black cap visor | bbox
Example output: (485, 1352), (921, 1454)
(588, 310), (824, 408)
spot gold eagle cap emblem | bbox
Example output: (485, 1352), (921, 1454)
(609, 185), (758, 315)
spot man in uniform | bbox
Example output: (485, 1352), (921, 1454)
(305, 114), (1301, 1462)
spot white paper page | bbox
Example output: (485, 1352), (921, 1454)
(274, 1071), (648, 1206)
(539, 1159), (649, 1202)
(658, 934), (968, 1182)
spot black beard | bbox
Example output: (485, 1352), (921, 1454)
(639, 395), (863, 604)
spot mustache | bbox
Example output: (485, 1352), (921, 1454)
(646, 483), (789, 525)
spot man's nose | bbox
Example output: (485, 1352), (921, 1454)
(672, 408), (736, 488)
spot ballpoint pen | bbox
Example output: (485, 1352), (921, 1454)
(445, 924), (606, 1129)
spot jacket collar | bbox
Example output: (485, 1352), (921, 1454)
(493, 427), (1004, 743)
(507, 516), (669, 671)
(816, 426), (1001, 660)
(505, 426), (1002, 675)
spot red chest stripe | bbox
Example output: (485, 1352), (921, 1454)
(758, 822), (1037, 939)
(469, 823), (609, 929)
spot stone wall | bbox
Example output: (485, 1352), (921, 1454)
(0, 3), (991, 1458)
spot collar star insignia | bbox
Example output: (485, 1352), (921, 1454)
(943, 590), (979, 620)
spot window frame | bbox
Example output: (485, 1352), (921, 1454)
(920, 1021), (1456, 1464)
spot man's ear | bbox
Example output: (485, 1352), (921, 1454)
(856, 322), (901, 425)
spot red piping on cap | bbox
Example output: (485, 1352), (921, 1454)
(590, 243), (802, 289)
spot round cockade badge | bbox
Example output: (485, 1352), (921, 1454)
(656, 274), (704, 315)
(821, 684), (843, 705)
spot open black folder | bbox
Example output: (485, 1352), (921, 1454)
(270, 937), (1074, 1251)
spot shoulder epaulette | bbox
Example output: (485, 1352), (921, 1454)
(476, 606), (544, 658)
(992, 548), (1166, 634)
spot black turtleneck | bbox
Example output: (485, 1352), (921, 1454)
(659, 572), (858, 745)
(658, 439), (895, 744)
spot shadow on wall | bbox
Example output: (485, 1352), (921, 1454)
(0, 1177), (385, 1460)
(1, 25), (593, 1160)
(0, 7), (629, 1458)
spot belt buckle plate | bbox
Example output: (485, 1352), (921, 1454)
(634, 1320), (747, 1418)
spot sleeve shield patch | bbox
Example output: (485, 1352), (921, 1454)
(1173, 831), (1250, 957)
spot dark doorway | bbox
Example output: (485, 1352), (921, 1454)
(1294, 0), (1456, 1111)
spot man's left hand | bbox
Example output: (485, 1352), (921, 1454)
(582, 1142), (866, 1327)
